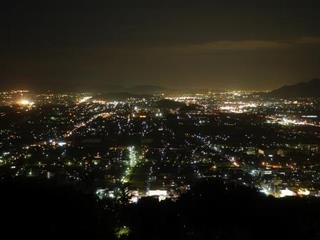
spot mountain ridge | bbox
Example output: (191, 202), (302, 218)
(269, 78), (320, 98)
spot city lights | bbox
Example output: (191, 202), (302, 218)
(0, 89), (319, 204)
(3, 2), (320, 238)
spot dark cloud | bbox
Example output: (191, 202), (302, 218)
(1, 0), (320, 90)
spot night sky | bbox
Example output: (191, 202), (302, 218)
(2, 1), (320, 91)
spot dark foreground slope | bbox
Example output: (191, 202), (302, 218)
(125, 181), (320, 240)
(1, 178), (320, 240)
(0, 178), (115, 240)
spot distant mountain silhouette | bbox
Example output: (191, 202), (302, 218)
(127, 85), (166, 94)
(269, 78), (320, 98)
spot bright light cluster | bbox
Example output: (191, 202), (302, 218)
(219, 102), (258, 113)
(267, 116), (320, 127)
(78, 96), (92, 104)
(260, 187), (311, 198)
(147, 190), (168, 201)
(17, 99), (34, 106)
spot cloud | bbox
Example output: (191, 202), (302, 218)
(169, 37), (320, 53)
(295, 37), (320, 45)
(189, 40), (291, 51)
(82, 36), (320, 58)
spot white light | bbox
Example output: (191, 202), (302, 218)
(147, 190), (167, 196)
(302, 115), (318, 119)
(259, 187), (271, 196)
(57, 141), (66, 147)
(146, 190), (168, 201)
(280, 188), (296, 198)
(130, 196), (139, 203)
(108, 191), (115, 199)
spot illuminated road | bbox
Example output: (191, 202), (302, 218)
(121, 146), (139, 184)
(64, 112), (112, 137)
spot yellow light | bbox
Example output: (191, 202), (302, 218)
(232, 161), (240, 167)
(115, 226), (130, 239)
(297, 188), (310, 196)
(17, 99), (34, 106)
(78, 96), (92, 104)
